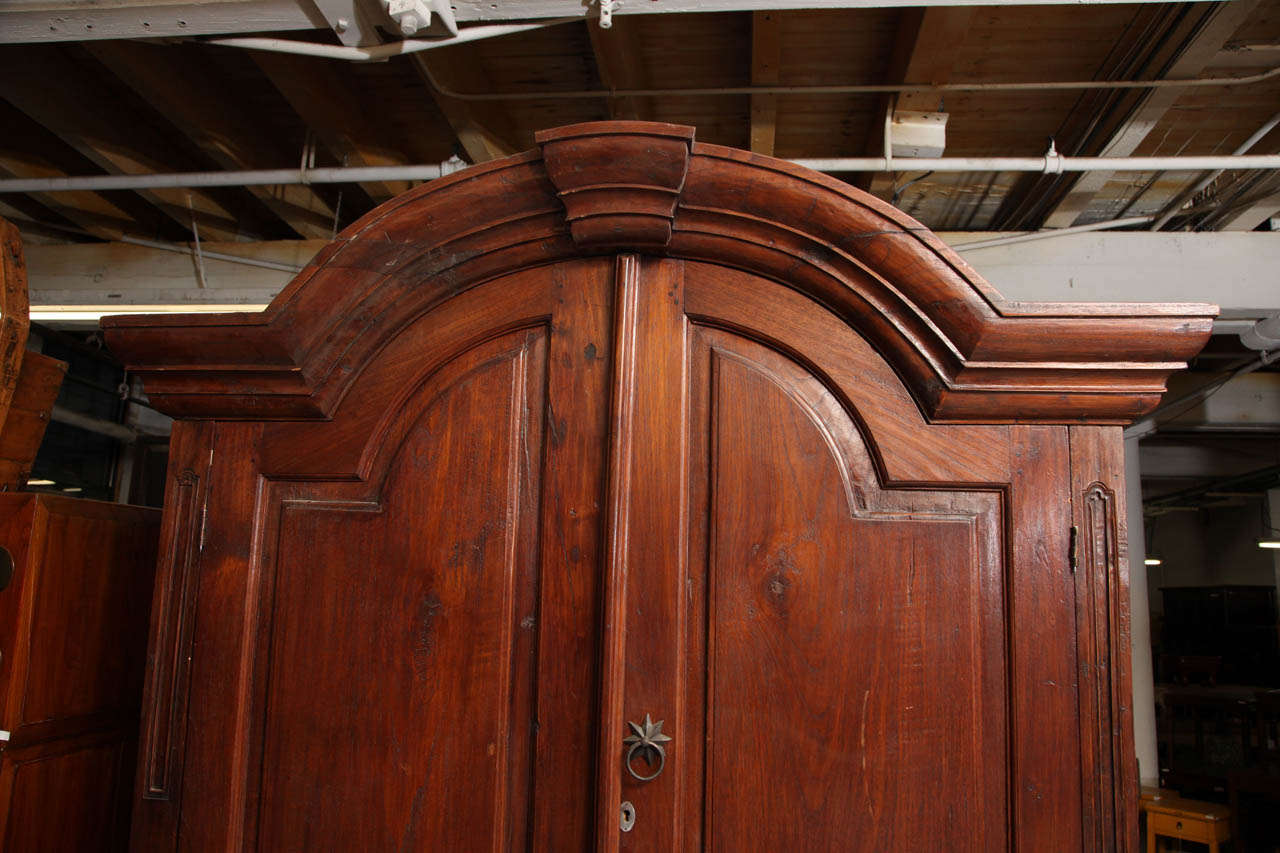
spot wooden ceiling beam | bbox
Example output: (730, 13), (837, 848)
(588, 15), (652, 122)
(84, 41), (337, 240)
(0, 45), (288, 241)
(749, 10), (782, 155)
(412, 49), (522, 163)
(0, 156), (137, 241)
(862, 7), (972, 198)
(250, 51), (412, 206)
(1040, 0), (1261, 228)
(0, 98), (192, 242)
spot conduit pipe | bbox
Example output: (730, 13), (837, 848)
(790, 155), (1280, 173)
(1151, 109), (1280, 231)
(0, 162), (468, 194)
(950, 215), (1155, 251)
(4, 155), (1280, 195)
(207, 30), (1280, 97)
(208, 18), (578, 61)
(118, 235), (304, 273)
(416, 64), (1280, 101)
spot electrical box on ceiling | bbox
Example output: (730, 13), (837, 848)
(890, 111), (949, 158)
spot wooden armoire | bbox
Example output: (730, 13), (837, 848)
(104, 123), (1214, 852)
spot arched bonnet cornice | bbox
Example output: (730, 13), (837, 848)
(102, 121), (1215, 424)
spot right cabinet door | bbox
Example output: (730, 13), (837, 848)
(607, 258), (1085, 852)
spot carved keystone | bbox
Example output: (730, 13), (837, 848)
(536, 121), (695, 249)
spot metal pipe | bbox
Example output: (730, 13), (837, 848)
(208, 18), (578, 61)
(790, 155), (1280, 173)
(117, 235), (304, 273)
(1125, 349), (1280, 440)
(416, 63), (1280, 102)
(1151, 109), (1280, 231)
(950, 215), (1155, 251)
(4, 154), (1280, 195)
(7, 216), (305, 273)
(0, 161), (467, 193)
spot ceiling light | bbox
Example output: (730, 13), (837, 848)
(29, 305), (270, 322)
(26, 479), (54, 486)
(1144, 557), (1163, 566)
(1259, 540), (1280, 550)
(61, 486), (82, 493)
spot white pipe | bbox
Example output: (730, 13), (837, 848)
(208, 18), (578, 61)
(791, 155), (1280, 173)
(0, 162), (466, 193)
(118, 236), (304, 273)
(1240, 313), (1280, 351)
(1126, 349), (1280, 439)
(951, 215), (1155, 251)
(417, 64), (1280, 101)
(3, 155), (1279, 195)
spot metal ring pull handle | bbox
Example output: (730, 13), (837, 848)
(623, 714), (671, 783)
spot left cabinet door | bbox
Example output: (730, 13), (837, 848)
(133, 260), (619, 851)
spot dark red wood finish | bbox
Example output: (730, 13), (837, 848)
(103, 122), (1214, 851)
(0, 494), (160, 852)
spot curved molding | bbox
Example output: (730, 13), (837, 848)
(101, 121), (1215, 424)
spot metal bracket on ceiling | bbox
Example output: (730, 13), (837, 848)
(385, 0), (457, 36)
(597, 0), (617, 29)
(301, 0), (457, 48)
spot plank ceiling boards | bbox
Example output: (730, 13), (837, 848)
(2, 2), (1280, 247)
(459, 20), (606, 150)
(901, 3), (1162, 230)
(771, 8), (898, 159)
(0, 43), (296, 242)
(1085, 1), (1280, 227)
(635, 12), (753, 149)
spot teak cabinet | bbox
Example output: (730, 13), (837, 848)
(103, 123), (1215, 852)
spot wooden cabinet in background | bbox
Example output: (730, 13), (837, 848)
(103, 122), (1214, 851)
(0, 493), (160, 852)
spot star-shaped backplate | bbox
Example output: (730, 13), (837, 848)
(623, 714), (672, 754)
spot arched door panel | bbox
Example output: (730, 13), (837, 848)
(692, 332), (1006, 850)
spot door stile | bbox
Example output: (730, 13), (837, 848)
(594, 256), (691, 852)
(595, 254), (641, 853)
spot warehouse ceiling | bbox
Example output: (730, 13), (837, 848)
(0, 0), (1278, 248)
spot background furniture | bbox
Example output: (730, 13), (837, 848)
(0, 217), (66, 491)
(103, 121), (1214, 851)
(0, 493), (160, 852)
(1142, 796), (1231, 853)
(1161, 585), (1280, 687)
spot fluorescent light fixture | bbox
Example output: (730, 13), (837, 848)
(1259, 540), (1280, 550)
(30, 305), (270, 322)
(25, 478), (54, 486)
(1144, 557), (1163, 566)
(61, 486), (82, 493)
